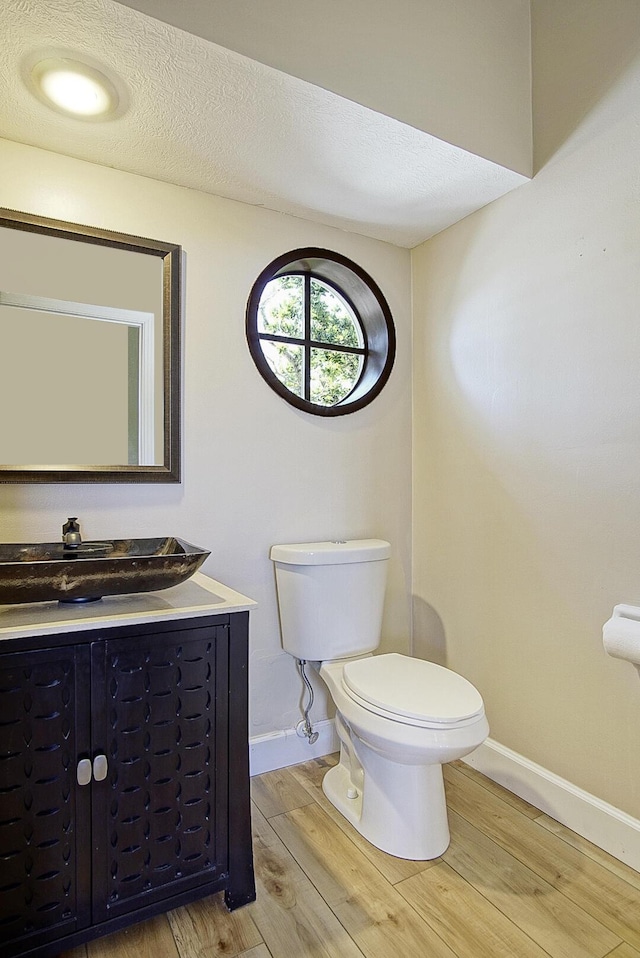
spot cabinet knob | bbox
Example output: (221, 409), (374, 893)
(77, 758), (92, 786)
(93, 754), (108, 782)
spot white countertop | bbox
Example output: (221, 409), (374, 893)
(0, 571), (256, 641)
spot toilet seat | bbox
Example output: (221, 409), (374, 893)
(342, 653), (485, 729)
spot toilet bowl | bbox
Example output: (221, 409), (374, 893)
(318, 654), (489, 859)
(270, 538), (489, 860)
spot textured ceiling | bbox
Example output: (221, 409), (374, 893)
(1, 0), (527, 248)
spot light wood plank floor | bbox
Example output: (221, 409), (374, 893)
(64, 755), (640, 958)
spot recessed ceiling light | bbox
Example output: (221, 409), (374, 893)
(29, 57), (120, 119)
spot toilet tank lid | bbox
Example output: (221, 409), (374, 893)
(270, 539), (391, 565)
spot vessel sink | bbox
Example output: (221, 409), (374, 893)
(0, 537), (210, 604)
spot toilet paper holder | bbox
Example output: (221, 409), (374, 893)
(603, 604), (640, 673)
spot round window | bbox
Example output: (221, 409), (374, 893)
(246, 248), (395, 416)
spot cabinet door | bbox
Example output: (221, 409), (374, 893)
(91, 623), (229, 922)
(0, 644), (92, 957)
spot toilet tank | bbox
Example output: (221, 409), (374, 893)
(270, 539), (391, 661)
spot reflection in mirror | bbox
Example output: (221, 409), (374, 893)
(1, 292), (155, 465)
(0, 209), (181, 482)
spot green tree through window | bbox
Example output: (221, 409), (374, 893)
(258, 275), (364, 406)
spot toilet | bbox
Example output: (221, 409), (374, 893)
(270, 538), (489, 860)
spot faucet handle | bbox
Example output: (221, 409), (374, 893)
(62, 517), (82, 546)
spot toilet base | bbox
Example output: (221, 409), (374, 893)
(322, 746), (450, 860)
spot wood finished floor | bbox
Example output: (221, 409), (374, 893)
(63, 755), (640, 958)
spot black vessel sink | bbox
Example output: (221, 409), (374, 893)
(0, 537), (210, 604)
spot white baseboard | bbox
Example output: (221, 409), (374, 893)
(464, 738), (640, 873)
(249, 718), (339, 778)
(249, 726), (640, 874)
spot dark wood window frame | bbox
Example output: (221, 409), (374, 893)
(246, 248), (396, 417)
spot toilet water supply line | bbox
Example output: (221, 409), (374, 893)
(296, 659), (319, 745)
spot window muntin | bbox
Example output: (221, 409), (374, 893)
(256, 274), (365, 407)
(246, 248), (395, 417)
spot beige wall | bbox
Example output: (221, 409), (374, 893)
(412, 0), (640, 818)
(0, 137), (412, 738)
(119, 0), (532, 177)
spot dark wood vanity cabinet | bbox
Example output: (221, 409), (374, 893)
(0, 612), (255, 958)
(0, 643), (92, 956)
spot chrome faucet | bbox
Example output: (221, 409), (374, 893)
(62, 517), (82, 548)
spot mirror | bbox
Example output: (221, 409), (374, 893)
(0, 208), (181, 482)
